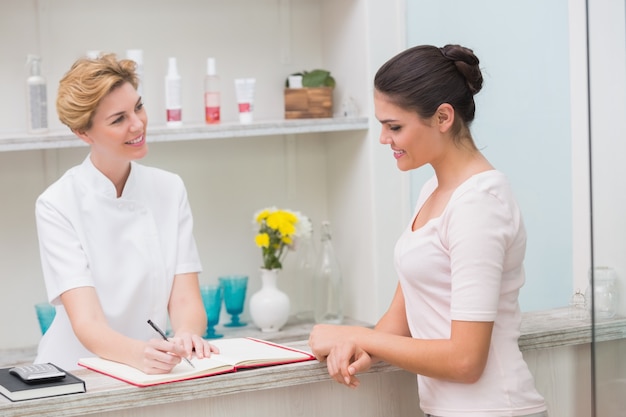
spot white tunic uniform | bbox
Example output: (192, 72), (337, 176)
(395, 171), (547, 417)
(34, 156), (202, 370)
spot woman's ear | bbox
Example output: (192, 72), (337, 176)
(73, 129), (93, 145)
(435, 103), (455, 133)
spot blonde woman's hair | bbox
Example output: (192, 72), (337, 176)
(56, 53), (138, 132)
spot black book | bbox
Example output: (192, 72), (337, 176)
(0, 364), (86, 402)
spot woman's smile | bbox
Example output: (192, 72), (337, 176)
(392, 148), (406, 159)
(126, 134), (145, 146)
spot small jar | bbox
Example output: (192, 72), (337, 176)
(568, 288), (587, 320)
(585, 266), (619, 319)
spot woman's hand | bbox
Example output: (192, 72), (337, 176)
(140, 333), (219, 374)
(140, 338), (189, 374)
(324, 341), (372, 388)
(172, 330), (220, 360)
(308, 324), (353, 361)
(309, 324), (373, 388)
(168, 272), (217, 360)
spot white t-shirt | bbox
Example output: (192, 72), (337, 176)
(34, 156), (202, 370)
(394, 171), (547, 417)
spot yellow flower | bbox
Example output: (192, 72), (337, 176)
(252, 207), (309, 270)
(255, 209), (271, 223)
(255, 233), (270, 248)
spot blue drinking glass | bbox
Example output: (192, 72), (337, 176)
(34, 302), (56, 335)
(200, 284), (223, 339)
(219, 275), (248, 327)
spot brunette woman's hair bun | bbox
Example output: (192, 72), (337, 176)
(439, 44), (483, 95)
(374, 44), (484, 140)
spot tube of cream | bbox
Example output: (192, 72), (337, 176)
(234, 78), (256, 123)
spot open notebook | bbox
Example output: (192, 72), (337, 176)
(78, 337), (315, 387)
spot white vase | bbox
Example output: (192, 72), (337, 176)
(249, 268), (290, 332)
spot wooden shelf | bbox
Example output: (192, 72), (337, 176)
(0, 117), (369, 153)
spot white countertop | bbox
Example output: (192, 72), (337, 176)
(1, 308), (624, 417)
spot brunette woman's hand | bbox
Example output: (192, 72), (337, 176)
(308, 324), (353, 361)
(325, 341), (372, 388)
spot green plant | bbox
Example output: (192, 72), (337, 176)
(286, 69), (336, 88)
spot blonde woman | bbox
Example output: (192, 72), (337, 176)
(35, 54), (217, 372)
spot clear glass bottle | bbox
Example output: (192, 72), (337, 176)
(313, 221), (343, 324)
(294, 232), (317, 321)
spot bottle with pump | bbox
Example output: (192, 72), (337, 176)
(165, 57), (182, 127)
(313, 221), (344, 324)
(204, 57), (221, 124)
(26, 54), (48, 133)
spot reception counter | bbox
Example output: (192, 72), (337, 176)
(1, 308), (625, 417)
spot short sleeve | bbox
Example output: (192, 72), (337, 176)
(443, 188), (517, 321)
(173, 178), (202, 275)
(35, 196), (94, 305)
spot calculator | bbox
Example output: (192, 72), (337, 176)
(9, 363), (66, 383)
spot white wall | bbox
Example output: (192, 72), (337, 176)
(322, 0), (409, 321)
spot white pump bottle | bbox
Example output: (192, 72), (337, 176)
(26, 55), (48, 133)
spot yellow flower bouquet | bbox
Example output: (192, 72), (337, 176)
(253, 207), (312, 270)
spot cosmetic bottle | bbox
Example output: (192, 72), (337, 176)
(165, 57), (182, 127)
(126, 49), (144, 97)
(204, 57), (220, 124)
(26, 54), (48, 133)
(234, 78), (256, 123)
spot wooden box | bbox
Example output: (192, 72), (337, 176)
(284, 87), (333, 119)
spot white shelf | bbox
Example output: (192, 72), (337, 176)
(0, 117), (369, 152)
